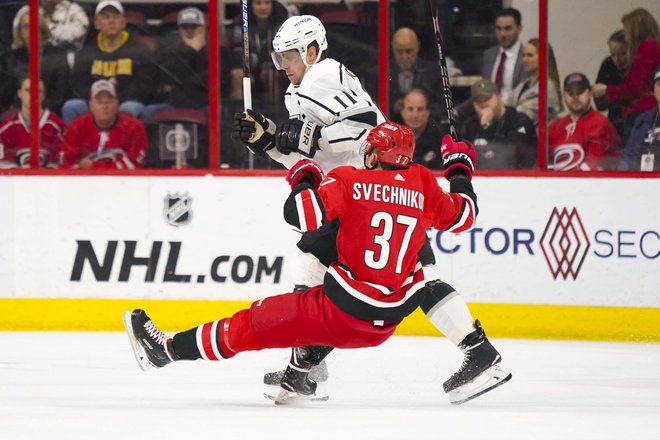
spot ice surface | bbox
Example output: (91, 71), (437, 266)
(1, 332), (659, 440)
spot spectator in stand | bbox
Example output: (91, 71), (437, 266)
(229, 0), (289, 110)
(389, 27), (446, 119)
(594, 30), (628, 140)
(592, 8), (660, 144)
(39, 0), (90, 53)
(457, 79), (536, 169)
(0, 76), (65, 168)
(62, 0), (157, 124)
(512, 38), (562, 127)
(399, 88), (446, 169)
(619, 68), (660, 171)
(62, 79), (146, 169)
(0, 6), (70, 115)
(482, 8), (527, 106)
(143, 7), (217, 120)
(549, 73), (620, 171)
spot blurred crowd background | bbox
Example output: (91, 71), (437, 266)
(0, 0), (658, 172)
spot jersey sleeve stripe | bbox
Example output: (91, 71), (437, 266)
(342, 91), (358, 104)
(294, 189), (323, 231)
(447, 195), (476, 233)
(327, 129), (367, 144)
(297, 93), (339, 116)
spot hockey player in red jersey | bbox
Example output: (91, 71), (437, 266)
(124, 122), (511, 405)
(0, 77), (64, 168)
(233, 14), (506, 402)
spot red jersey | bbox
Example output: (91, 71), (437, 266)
(286, 163), (476, 322)
(605, 39), (660, 117)
(548, 109), (620, 171)
(0, 110), (65, 168)
(61, 112), (146, 169)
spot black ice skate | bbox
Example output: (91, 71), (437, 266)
(123, 309), (178, 371)
(267, 347), (329, 404)
(443, 320), (512, 405)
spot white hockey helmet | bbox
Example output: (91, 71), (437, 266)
(271, 15), (328, 69)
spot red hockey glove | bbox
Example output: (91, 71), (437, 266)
(286, 159), (324, 190)
(440, 134), (476, 181)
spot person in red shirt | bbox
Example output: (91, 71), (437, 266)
(592, 8), (660, 141)
(0, 76), (64, 168)
(124, 122), (511, 405)
(61, 79), (146, 169)
(549, 73), (620, 171)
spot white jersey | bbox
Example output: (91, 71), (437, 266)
(267, 58), (386, 172)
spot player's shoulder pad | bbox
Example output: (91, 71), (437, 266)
(299, 58), (342, 94)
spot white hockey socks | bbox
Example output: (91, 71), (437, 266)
(425, 290), (476, 346)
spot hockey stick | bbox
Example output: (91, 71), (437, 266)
(241, 0), (255, 167)
(241, 0), (252, 110)
(429, 0), (457, 139)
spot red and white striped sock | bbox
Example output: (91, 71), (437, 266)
(172, 318), (236, 360)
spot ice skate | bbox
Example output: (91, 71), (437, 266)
(443, 320), (512, 405)
(265, 347), (329, 404)
(123, 309), (178, 371)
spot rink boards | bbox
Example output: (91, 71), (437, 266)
(0, 175), (658, 341)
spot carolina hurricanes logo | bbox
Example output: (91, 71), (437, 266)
(539, 207), (590, 280)
(553, 143), (585, 171)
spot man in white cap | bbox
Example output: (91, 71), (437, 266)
(61, 79), (146, 169)
(61, 0), (157, 124)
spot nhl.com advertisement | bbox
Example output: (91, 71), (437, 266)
(0, 176), (657, 308)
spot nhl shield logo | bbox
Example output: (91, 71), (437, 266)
(164, 193), (192, 227)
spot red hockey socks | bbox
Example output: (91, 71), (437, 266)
(171, 319), (235, 360)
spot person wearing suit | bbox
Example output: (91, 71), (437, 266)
(481, 8), (527, 106)
(389, 27), (446, 121)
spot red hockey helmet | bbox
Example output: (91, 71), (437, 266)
(361, 122), (415, 168)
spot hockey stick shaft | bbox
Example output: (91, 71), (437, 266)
(429, 0), (457, 139)
(241, 0), (252, 110)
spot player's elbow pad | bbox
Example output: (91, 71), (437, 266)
(283, 184), (326, 231)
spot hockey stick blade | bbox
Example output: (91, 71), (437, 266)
(122, 311), (152, 372)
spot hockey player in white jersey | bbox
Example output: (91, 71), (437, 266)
(232, 15), (384, 172)
(231, 15), (510, 405)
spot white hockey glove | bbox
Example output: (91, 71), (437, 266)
(275, 120), (321, 158)
(231, 109), (277, 154)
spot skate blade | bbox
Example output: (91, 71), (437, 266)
(122, 311), (152, 372)
(447, 364), (512, 405)
(265, 382), (330, 404)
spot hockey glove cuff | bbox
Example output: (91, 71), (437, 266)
(440, 134), (476, 181)
(286, 159), (325, 190)
(231, 109), (277, 154)
(276, 120), (321, 158)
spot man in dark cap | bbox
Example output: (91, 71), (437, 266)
(456, 78), (536, 169)
(548, 73), (620, 171)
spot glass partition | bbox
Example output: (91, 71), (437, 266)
(1, 0), (658, 173)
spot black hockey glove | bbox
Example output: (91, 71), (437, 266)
(231, 109), (276, 154)
(275, 120), (322, 158)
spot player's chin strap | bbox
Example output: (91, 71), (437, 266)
(303, 49), (324, 69)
